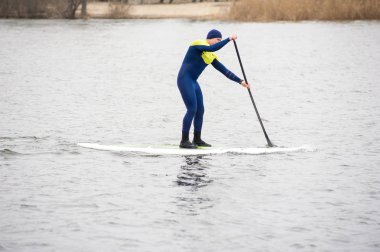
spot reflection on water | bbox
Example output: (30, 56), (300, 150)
(176, 156), (213, 188)
(175, 156), (214, 216)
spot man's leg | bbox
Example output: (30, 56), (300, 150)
(178, 78), (197, 148)
(193, 81), (204, 133)
(193, 82), (211, 147)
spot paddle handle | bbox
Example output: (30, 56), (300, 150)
(233, 40), (274, 147)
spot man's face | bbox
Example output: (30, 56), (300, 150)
(208, 37), (222, 45)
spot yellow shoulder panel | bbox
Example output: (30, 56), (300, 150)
(191, 40), (208, 46)
(191, 40), (219, 65)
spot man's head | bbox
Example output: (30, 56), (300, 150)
(206, 29), (222, 45)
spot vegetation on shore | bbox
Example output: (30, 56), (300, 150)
(230, 0), (380, 21)
(0, 0), (85, 18)
(1, 0), (380, 20)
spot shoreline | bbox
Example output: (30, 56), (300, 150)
(81, 2), (232, 20)
(2, 1), (379, 21)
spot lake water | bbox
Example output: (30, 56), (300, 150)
(0, 19), (379, 251)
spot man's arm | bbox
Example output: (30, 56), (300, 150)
(211, 59), (243, 84)
(193, 38), (230, 52)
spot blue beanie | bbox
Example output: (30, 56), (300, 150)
(207, 29), (222, 39)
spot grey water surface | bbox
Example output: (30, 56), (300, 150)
(0, 19), (379, 252)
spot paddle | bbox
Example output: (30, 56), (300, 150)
(233, 40), (275, 147)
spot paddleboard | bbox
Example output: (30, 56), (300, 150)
(77, 143), (314, 156)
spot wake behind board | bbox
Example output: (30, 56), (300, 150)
(77, 143), (313, 156)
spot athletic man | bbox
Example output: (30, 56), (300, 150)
(177, 29), (250, 149)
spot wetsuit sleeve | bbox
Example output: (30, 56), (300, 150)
(193, 38), (230, 52)
(211, 59), (243, 84)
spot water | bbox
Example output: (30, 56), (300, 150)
(0, 19), (380, 251)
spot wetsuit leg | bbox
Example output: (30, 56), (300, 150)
(177, 76), (197, 135)
(193, 81), (204, 132)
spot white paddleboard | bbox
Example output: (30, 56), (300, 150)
(77, 143), (314, 156)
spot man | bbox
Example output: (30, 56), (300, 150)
(177, 29), (250, 149)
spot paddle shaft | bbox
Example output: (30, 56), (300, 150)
(233, 40), (274, 147)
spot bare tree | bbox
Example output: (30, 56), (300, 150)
(65, 0), (81, 18)
(81, 0), (87, 18)
(0, 0), (9, 17)
(0, 0), (85, 18)
(65, 0), (89, 19)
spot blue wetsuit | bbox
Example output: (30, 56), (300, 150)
(177, 38), (242, 135)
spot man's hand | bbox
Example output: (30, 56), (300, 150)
(241, 80), (250, 89)
(230, 34), (237, 41)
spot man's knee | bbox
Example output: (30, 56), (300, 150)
(196, 105), (204, 116)
(187, 104), (198, 116)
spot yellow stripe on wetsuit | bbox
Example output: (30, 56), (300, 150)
(191, 40), (219, 65)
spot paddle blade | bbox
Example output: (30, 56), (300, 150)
(267, 142), (277, 148)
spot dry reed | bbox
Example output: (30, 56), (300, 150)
(229, 0), (380, 21)
(107, 2), (131, 18)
